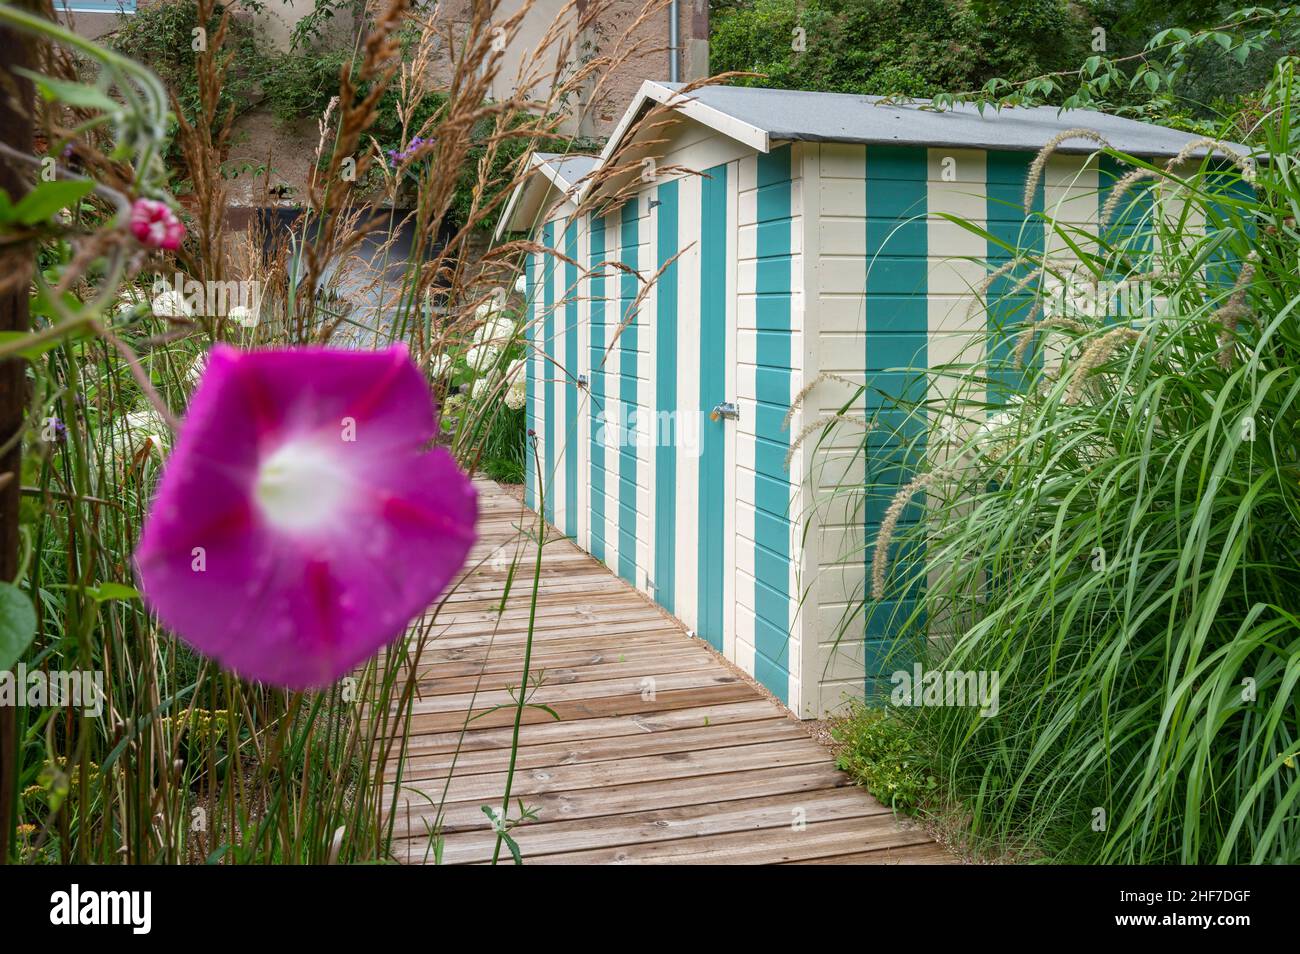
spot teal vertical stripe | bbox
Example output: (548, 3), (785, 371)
(617, 202), (639, 585)
(863, 146), (929, 698)
(753, 146), (793, 703)
(654, 180), (679, 612)
(542, 220), (556, 525)
(698, 164), (728, 652)
(1203, 164), (1256, 302)
(524, 251), (535, 511)
(986, 152), (1043, 398)
(1098, 153), (1154, 263)
(588, 215), (607, 562)
(564, 218), (579, 538)
(1099, 153), (1165, 320)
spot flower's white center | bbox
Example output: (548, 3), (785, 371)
(254, 440), (353, 533)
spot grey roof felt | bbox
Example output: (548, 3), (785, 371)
(534, 152), (599, 189)
(656, 83), (1234, 158)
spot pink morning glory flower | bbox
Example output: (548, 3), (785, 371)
(129, 198), (185, 251)
(135, 344), (477, 689)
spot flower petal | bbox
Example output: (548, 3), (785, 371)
(135, 345), (477, 689)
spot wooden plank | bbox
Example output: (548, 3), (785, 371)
(520, 816), (934, 865)
(398, 681), (762, 735)
(386, 762), (855, 837)
(388, 717), (808, 781)
(412, 627), (684, 657)
(390, 700), (783, 757)
(784, 842), (958, 864)
(411, 636), (712, 676)
(388, 737), (831, 808)
(418, 789), (889, 865)
(402, 651), (720, 698)
(400, 668), (745, 715)
(415, 608), (677, 639)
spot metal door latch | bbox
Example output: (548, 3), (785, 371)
(709, 401), (739, 422)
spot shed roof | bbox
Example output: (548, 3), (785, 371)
(498, 82), (1245, 230)
(633, 81), (1236, 158)
(495, 151), (599, 238)
(537, 152), (600, 189)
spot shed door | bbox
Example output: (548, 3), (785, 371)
(696, 162), (730, 652)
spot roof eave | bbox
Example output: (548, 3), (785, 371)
(495, 152), (590, 239)
(577, 81), (771, 207)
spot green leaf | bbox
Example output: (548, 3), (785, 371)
(88, 582), (141, 603)
(10, 179), (95, 226)
(205, 844), (231, 864)
(502, 831), (522, 865)
(0, 330), (64, 361)
(0, 581), (38, 672)
(28, 287), (91, 324)
(16, 69), (120, 114)
(1144, 70), (1161, 93)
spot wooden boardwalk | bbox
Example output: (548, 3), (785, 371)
(382, 480), (951, 865)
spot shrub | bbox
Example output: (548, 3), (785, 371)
(833, 705), (938, 814)
(111, 0), (268, 137)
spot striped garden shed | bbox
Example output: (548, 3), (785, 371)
(501, 81), (1225, 718)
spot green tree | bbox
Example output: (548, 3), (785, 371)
(710, 0), (1090, 97)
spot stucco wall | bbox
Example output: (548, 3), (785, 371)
(426, 0), (709, 138)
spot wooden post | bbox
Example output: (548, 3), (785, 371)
(0, 0), (39, 865)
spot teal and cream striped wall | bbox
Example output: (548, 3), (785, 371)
(523, 135), (1106, 718)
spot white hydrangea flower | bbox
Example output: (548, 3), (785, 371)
(429, 351), (452, 378)
(465, 343), (501, 372)
(514, 274), (526, 295)
(150, 288), (192, 319)
(469, 376), (494, 402)
(473, 314), (515, 346)
(504, 375), (526, 410)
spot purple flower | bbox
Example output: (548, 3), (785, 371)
(387, 136), (430, 167)
(135, 344), (477, 689)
